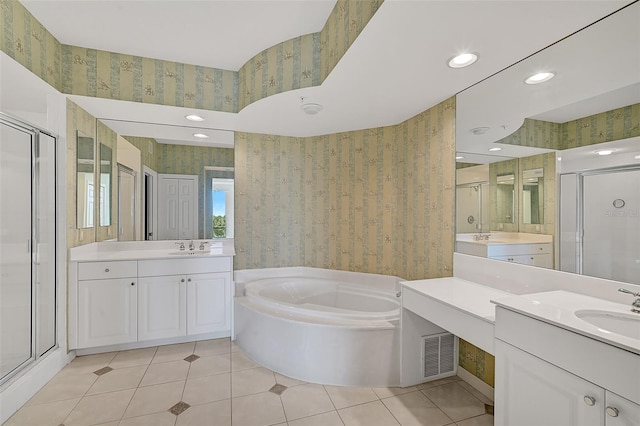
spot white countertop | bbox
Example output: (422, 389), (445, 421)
(492, 290), (640, 355)
(69, 240), (235, 262)
(456, 232), (552, 246)
(401, 277), (514, 324)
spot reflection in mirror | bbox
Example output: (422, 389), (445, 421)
(455, 2), (640, 283)
(522, 168), (543, 225)
(99, 144), (112, 226)
(496, 174), (515, 224)
(76, 131), (95, 229)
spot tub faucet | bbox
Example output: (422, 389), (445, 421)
(618, 288), (640, 313)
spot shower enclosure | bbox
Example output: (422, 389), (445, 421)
(560, 167), (640, 284)
(456, 182), (490, 233)
(0, 114), (57, 385)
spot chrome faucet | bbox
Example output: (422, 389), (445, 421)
(199, 240), (209, 251)
(618, 288), (640, 313)
(174, 241), (185, 251)
(188, 240), (195, 251)
(473, 233), (490, 241)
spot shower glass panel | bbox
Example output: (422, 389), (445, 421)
(0, 122), (33, 379)
(582, 169), (640, 284)
(456, 183), (489, 233)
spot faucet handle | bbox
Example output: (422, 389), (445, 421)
(174, 241), (185, 250)
(618, 288), (640, 298)
(199, 240), (209, 250)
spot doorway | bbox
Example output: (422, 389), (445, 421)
(117, 164), (137, 241)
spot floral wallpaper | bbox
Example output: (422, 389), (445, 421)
(320, 0), (384, 80)
(459, 339), (495, 387)
(238, 33), (320, 110)
(0, 0), (61, 89)
(234, 97), (455, 280)
(562, 103), (640, 149)
(61, 45), (237, 113)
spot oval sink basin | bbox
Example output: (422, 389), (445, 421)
(169, 250), (210, 256)
(575, 309), (640, 340)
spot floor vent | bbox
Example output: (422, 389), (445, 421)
(421, 333), (457, 380)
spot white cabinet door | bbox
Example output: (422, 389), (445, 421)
(138, 276), (187, 341)
(495, 340), (604, 426)
(187, 272), (231, 335)
(605, 391), (640, 426)
(78, 279), (137, 348)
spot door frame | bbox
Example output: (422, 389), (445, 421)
(142, 166), (158, 241)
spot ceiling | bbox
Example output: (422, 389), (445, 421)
(20, 0), (634, 147)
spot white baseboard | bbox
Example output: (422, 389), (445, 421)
(457, 366), (495, 403)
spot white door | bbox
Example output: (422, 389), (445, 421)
(158, 175), (198, 240)
(118, 165), (136, 241)
(0, 122), (33, 379)
(78, 279), (137, 348)
(187, 272), (231, 335)
(138, 275), (186, 341)
(495, 340), (604, 426)
(179, 179), (196, 239)
(582, 169), (640, 284)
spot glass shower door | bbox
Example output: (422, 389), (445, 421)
(582, 169), (640, 284)
(0, 121), (34, 379)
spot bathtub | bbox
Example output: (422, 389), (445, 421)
(234, 267), (402, 387)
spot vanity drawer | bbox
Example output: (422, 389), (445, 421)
(78, 261), (138, 280)
(487, 243), (551, 256)
(138, 257), (232, 277)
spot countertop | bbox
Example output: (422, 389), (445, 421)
(401, 277), (514, 324)
(69, 240), (235, 262)
(492, 290), (640, 355)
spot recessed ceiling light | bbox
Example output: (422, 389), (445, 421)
(448, 53), (478, 69)
(635, 154), (640, 160)
(488, 147), (502, 152)
(455, 156), (464, 160)
(193, 133), (209, 139)
(471, 127), (490, 135)
(525, 72), (555, 85)
(595, 149), (613, 156)
(185, 114), (205, 122)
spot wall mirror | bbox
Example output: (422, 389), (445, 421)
(495, 173), (515, 224)
(76, 131), (95, 229)
(93, 119), (235, 242)
(522, 168), (543, 225)
(99, 144), (112, 226)
(454, 2), (640, 283)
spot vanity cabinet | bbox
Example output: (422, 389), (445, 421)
(72, 256), (232, 350)
(456, 240), (552, 268)
(77, 261), (138, 348)
(495, 306), (640, 426)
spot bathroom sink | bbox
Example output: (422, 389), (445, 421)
(575, 309), (640, 340)
(169, 250), (211, 256)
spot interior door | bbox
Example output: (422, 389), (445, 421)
(0, 121), (34, 380)
(179, 178), (196, 239)
(582, 169), (640, 284)
(158, 177), (180, 240)
(118, 165), (136, 241)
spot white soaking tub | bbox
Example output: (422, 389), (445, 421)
(234, 267), (402, 387)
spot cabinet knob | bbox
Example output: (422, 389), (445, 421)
(181, 278), (185, 283)
(105, 268), (110, 272)
(131, 282), (135, 286)
(583, 396), (596, 406)
(187, 278), (191, 282)
(606, 406), (619, 417)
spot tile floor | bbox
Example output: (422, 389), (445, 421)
(4, 338), (494, 426)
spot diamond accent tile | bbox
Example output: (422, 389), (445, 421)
(184, 354), (200, 363)
(269, 383), (287, 395)
(169, 401), (191, 415)
(93, 366), (113, 376)
(485, 403), (494, 415)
